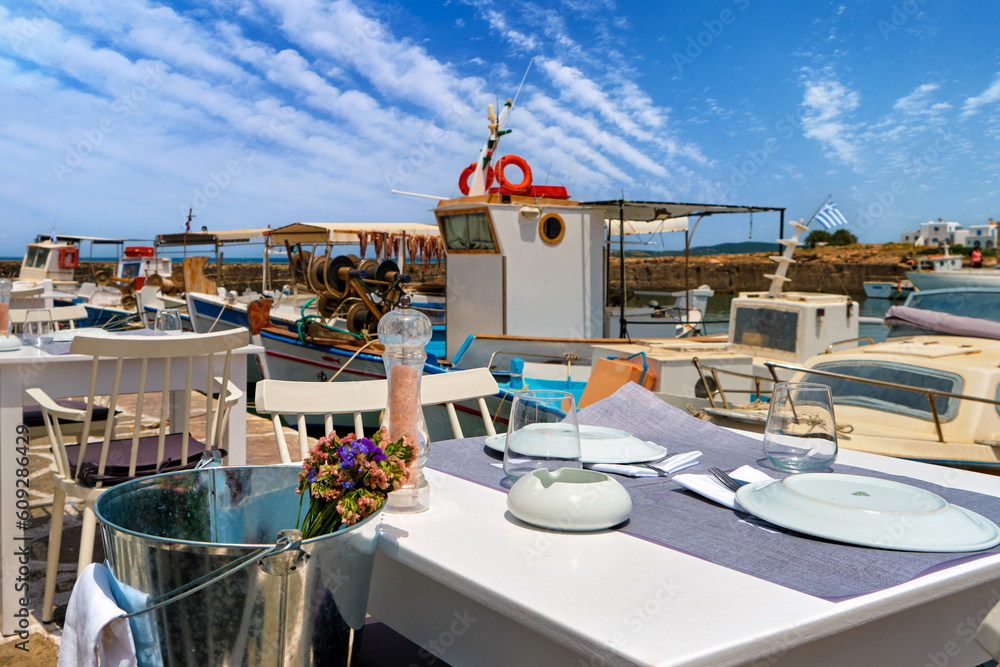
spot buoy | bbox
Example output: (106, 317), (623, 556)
(496, 154), (532, 194)
(459, 162), (494, 195)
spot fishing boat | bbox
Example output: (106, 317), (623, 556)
(903, 249), (998, 290)
(14, 235), (174, 329)
(215, 96), (786, 437)
(862, 279), (914, 299)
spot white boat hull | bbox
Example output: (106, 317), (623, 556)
(907, 269), (1000, 291)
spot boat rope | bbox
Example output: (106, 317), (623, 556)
(326, 339), (377, 382)
(206, 303), (227, 333)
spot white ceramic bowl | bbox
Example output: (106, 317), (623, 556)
(506, 468), (632, 532)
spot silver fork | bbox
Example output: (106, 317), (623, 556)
(708, 467), (748, 492)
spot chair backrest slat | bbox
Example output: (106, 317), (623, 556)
(255, 368), (500, 462)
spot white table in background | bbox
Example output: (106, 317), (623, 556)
(370, 449), (1000, 667)
(0, 338), (260, 635)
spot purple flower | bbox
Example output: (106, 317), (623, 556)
(373, 450), (387, 463)
(307, 469), (317, 484)
(338, 445), (355, 467)
(341, 479), (355, 489)
(356, 438), (376, 454)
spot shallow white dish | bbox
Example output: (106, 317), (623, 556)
(507, 468), (632, 531)
(485, 425), (666, 464)
(736, 473), (1000, 552)
(40, 327), (105, 344)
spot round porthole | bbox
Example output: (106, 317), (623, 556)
(539, 213), (566, 245)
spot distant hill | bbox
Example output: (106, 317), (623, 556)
(623, 241), (778, 257)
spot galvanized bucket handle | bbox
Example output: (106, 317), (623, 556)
(119, 531), (306, 619)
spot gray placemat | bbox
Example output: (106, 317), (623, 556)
(426, 383), (1000, 599)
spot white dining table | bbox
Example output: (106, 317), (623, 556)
(369, 447), (1000, 666)
(0, 336), (261, 635)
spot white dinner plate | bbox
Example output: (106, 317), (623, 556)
(736, 473), (1000, 552)
(39, 327), (106, 344)
(484, 425), (667, 464)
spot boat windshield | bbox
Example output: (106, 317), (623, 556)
(731, 306), (798, 354)
(25, 246), (50, 268)
(803, 361), (962, 422)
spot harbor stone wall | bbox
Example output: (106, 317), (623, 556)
(0, 258), (904, 296)
(605, 258), (909, 299)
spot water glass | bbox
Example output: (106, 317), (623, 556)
(762, 382), (838, 472)
(23, 309), (53, 346)
(155, 309), (182, 333)
(503, 390), (582, 480)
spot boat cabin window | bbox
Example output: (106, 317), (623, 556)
(804, 361), (962, 422)
(436, 209), (498, 253)
(731, 306), (798, 354)
(25, 246), (50, 269)
(539, 213), (566, 245)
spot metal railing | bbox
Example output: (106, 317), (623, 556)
(690, 357), (1000, 445)
(763, 361), (1000, 444)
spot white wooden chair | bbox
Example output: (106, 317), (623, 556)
(27, 328), (247, 622)
(255, 368), (500, 463)
(9, 305), (89, 332)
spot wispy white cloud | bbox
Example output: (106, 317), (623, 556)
(800, 74), (861, 166)
(962, 73), (1000, 118)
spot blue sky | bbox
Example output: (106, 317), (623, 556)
(2, 0), (1000, 256)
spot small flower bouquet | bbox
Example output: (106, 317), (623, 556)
(296, 427), (416, 539)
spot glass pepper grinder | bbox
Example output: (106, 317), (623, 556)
(379, 294), (432, 513)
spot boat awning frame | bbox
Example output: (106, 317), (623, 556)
(154, 228), (270, 248)
(34, 234), (127, 245)
(267, 222), (441, 246)
(583, 199), (785, 226)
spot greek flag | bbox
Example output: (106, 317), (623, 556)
(814, 201), (849, 229)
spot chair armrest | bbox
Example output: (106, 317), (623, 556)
(24, 388), (86, 422)
(215, 377), (244, 410)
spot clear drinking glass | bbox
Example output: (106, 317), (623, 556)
(23, 309), (53, 346)
(762, 382), (838, 472)
(503, 390), (583, 480)
(155, 309), (182, 333)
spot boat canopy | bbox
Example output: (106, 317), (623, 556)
(33, 234), (126, 245)
(267, 222), (440, 245)
(607, 217), (689, 235)
(884, 305), (1000, 341)
(155, 228), (270, 248)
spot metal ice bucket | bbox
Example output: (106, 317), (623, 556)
(94, 465), (380, 667)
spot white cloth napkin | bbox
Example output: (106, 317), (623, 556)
(673, 465), (775, 510)
(586, 450), (702, 478)
(58, 563), (137, 667)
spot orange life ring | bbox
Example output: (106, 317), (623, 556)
(58, 246), (79, 269)
(458, 162), (494, 195)
(496, 154), (532, 194)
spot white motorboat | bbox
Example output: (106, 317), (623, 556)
(695, 288), (1000, 471)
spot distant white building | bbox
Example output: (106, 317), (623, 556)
(901, 218), (997, 248)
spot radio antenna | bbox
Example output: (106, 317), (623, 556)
(512, 57), (534, 108)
